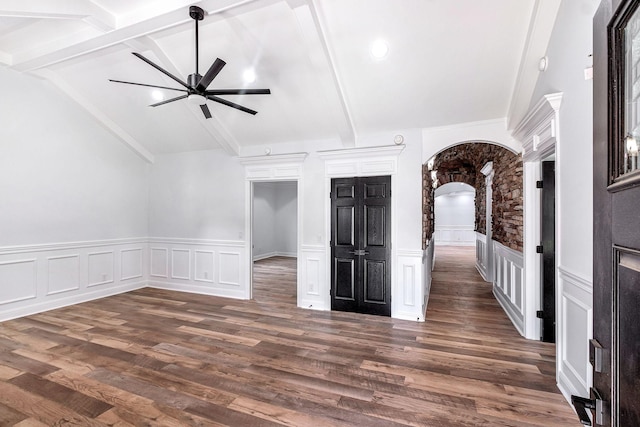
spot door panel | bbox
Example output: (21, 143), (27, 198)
(335, 258), (355, 300)
(615, 248), (640, 426)
(590, 1), (640, 425)
(336, 207), (355, 246)
(364, 205), (385, 247)
(331, 176), (391, 316)
(364, 260), (386, 303)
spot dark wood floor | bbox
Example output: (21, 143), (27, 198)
(0, 248), (579, 426)
(253, 256), (297, 306)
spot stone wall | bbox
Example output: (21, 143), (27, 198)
(422, 143), (523, 252)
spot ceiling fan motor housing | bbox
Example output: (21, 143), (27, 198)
(187, 73), (202, 90)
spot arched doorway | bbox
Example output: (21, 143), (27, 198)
(422, 142), (527, 335)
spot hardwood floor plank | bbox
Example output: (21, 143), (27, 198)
(0, 249), (580, 426)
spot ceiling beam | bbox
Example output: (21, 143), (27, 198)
(10, 0), (270, 73)
(290, 0), (356, 147)
(506, 0), (561, 130)
(0, 0), (116, 30)
(36, 69), (155, 163)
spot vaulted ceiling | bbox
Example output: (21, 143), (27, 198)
(0, 0), (558, 160)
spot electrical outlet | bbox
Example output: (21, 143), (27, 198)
(204, 272), (208, 279)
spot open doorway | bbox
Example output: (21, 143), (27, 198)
(433, 182), (476, 247)
(251, 181), (298, 306)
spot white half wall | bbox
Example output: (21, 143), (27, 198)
(0, 239), (147, 322)
(147, 238), (247, 300)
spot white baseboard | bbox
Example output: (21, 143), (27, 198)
(253, 251), (297, 261)
(0, 281), (146, 322)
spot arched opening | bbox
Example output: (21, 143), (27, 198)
(423, 141), (523, 255)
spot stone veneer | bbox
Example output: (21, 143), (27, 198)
(423, 143), (523, 252)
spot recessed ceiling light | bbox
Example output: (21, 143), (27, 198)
(243, 68), (256, 83)
(151, 90), (164, 101)
(370, 39), (389, 59)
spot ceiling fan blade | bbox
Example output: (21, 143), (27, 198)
(109, 79), (188, 93)
(205, 88), (271, 95)
(132, 52), (189, 90)
(150, 94), (188, 107)
(200, 104), (212, 119)
(196, 58), (226, 92)
(206, 95), (258, 115)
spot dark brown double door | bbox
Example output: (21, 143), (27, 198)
(331, 176), (391, 316)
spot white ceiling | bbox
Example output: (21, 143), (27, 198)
(0, 0), (557, 160)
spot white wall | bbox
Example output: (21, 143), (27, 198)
(253, 181), (297, 259)
(434, 188), (475, 246)
(275, 182), (298, 255)
(525, 0), (599, 404)
(0, 67), (150, 321)
(0, 68), (149, 247)
(148, 149), (245, 241)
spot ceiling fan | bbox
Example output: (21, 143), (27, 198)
(109, 5), (270, 118)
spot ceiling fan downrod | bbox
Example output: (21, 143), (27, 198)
(188, 5), (205, 89)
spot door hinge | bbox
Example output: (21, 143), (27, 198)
(536, 180), (543, 189)
(536, 245), (543, 253)
(536, 310), (544, 319)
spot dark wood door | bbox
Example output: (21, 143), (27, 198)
(540, 161), (556, 343)
(587, 1), (640, 425)
(331, 176), (391, 316)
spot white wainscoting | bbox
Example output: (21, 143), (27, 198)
(556, 266), (593, 403)
(394, 249), (425, 322)
(0, 238), (147, 322)
(434, 225), (475, 246)
(492, 241), (525, 336)
(422, 240), (435, 318)
(147, 238), (247, 300)
(298, 245), (328, 310)
(475, 232), (489, 281)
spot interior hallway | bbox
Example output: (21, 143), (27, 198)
(0, 249), (578, 425)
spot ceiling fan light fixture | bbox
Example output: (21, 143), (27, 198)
(188, 94), (207, 105)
